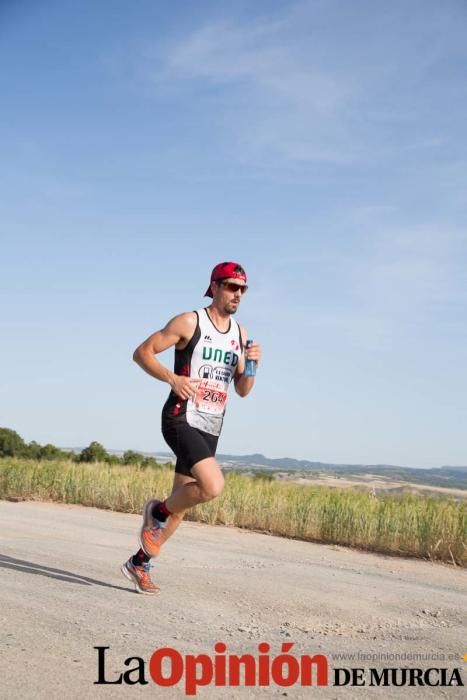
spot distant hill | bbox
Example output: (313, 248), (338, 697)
(154, 452), (467, 490)
(62, 448), (467, 490)
(214, 454), (467, 489)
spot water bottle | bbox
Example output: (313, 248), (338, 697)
(245, 339), (256, 377)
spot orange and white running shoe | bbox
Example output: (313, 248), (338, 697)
(139, 499), (167, 558)
(120, 558), (160, 595)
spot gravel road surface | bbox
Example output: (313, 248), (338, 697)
(1, 500), (465, 699)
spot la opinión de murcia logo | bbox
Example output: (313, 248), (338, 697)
(94, 644), (464, 694)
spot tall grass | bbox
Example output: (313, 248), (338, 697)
(1, 458), (465, 565)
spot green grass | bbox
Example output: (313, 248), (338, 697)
(1, 458), (465, 565)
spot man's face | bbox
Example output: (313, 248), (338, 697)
(213, 277), (248, 314)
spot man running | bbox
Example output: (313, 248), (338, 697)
(121, 262), (262, 594)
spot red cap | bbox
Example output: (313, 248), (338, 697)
(204, 262), (247, 297)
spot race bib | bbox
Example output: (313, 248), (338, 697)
(194, 379), (228, 415)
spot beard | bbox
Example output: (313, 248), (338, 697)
(224, 302), (239, 315)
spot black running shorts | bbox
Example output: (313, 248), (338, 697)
(161, 417), (219, 477)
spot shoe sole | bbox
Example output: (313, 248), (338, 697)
(120, 562), (160, 596)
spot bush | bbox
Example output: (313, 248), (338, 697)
(26, 441), (42, 460)
(123, 450), (144, 465)
(142, 457), (161, 469)
(0, 428), (28, 458)
(79, 441), (109, 463)
(105, 454), (122, 466)
(40, 444), (64, 460)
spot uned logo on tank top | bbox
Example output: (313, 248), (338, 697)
(202, 347), (239, 367)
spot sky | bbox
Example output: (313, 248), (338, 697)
(1, 0), (466, 467)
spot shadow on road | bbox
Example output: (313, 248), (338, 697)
(0, 553), (131, 593)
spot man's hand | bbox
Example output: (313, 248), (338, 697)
(169, 375), (200, 400)
(234, 335), (262, 397)
(245, 341), (262, 366)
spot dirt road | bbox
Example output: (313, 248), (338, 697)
(1, 500), (465, 698)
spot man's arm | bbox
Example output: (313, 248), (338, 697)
(234, 324), (262, 397)
(133, 312), (199, 400)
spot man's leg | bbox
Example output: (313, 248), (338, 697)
(142, 457), (224, 553)
(122, 472), (192, 593)
(138, 456), (224, 560)
(159, 471), (195, 546)
(123, 458), (224, 593)
(165, 457), (224, 513)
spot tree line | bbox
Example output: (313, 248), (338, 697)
(0, 427), (165, 469)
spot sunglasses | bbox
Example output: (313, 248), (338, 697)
(219, 281), (248, 294)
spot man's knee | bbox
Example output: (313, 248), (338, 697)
(191, 457), (224, 502)
(198, 475), (224, 502)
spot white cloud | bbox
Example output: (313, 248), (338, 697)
(142, 1), (466, 168)
(149, 11), (362, 164)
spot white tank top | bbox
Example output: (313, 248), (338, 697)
(168, 308), (243, 436)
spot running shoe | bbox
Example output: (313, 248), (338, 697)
(139, 499), (167, 558)
(120, 558), (160, 595)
